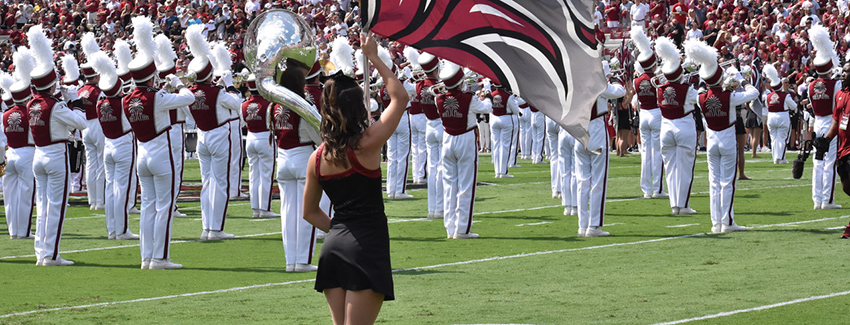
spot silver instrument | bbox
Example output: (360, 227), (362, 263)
(244, 9), (320, 142)
(409, 69), (426, 83)
(428, 82), (447, 97)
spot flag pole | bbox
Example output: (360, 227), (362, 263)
(362, 27), (371, 116)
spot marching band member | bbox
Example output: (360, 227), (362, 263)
(545, 116), (562, 199)
(125, 17), (195, 269)
(763, 65), (796, 165)
(557, 111), (577, 215)
(518, 97), (531, 160)
(2, 48), (36, 239)
(114, 40), (141, 215)
(416, 53), (444, 219)
(655, 36), (700, 215)
(28, 25), (88, 266)
(72, 48), (107, 212)
(491, 84), (520, 178)
(631, 26), (666, 199)
(210, 44), (246, 200)
(528, 104), (545, 164)
(808, 24), (843, 210)
(508, 91), (521, 168)
(377, 47), (416, 200)
(82, 33), (139, 240)
(575, 62), (625, 237)
(185, 24), (242, 240)
(242, 74), (279, 218)
(404, 46), (427, 185)
(155, 33), (191, 218)
(686, 39), (759, 233)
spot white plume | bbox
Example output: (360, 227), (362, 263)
(654, 37), (681, 73)
(61, 54), (80, 82)
(131, 16), (157, 63)
(763, 63), (779, 86)
(354, 49), (367, 76)
(378, 45), (393, 70)
(212, 42), (232, 73)
(89, 51), (118, 91)
(683, 39), (718, 79)
(330, 37), (355, 75)
(12, 47), (35, 84)
(630, 26), (653, 61)
(26, 25), (54, 75)
(809, 24), (839, 68)
(0, 72), (14, 96)
(186, 24), (212, 63)
(403, 46), (421, 70)
(114, 40), (133, 73)
(81, 32), (101, 58)
(154, 34), (177, 69)
(634, 61), (644, 75)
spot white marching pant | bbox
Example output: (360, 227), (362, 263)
(706, 127), (738, 227)
(4, 146), (34, 237)
(478, 120), (490, 150)
(660, 116), (697, 209)
(441, 131), (478, 236)
(409, 113), (427, 181)
(558, 128), (576, 207)
(83, 120), (105, 206)
(490, 114), (515, 175)
(198, 125), (232, 232)
(530, 111), (545, 162)
(104, 133), (137, 236)
(425, 119), (445, 213)
(546, 118), (562, 196)
(509, 115), (520, 165)
(574, 118), (609, 229)
(170, 125), (185, 201)
(246, 131), (275, 211)
(33, 143), (71, 262)
(228, 119), (243, 197)
(277, 146), (331, 265)
(519, 107), (531, 157)
(137, 132), (176, 261)
(639, 108), (665, 196)
(387, 112), (411, 195)
(813, 115), (838, 205)
(767, 111), (790, 162)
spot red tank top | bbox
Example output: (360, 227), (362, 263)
(78, 84), (102, 120)
(98, 97), (130, 139)
(123, 87), (167, 143)
(273, 104), (313, 149)
(305, 84), (323, 109)
(3, 104), (32, 148)
(28, 94), (64, 146)
(242, 94), (271, 133)
(809, 78), (837, 117)
(699, 87), (734, 131)
(437, 90), (474, 136)
(635, 73), (659, 109)
(766, 91), (788, 113)
(657, 82), (691, 119)
(491, 89), (511, 116)
(417, 78), (440, 120)
(188, 83), (225, 131)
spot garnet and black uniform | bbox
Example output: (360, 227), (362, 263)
(3, 101), (35, 239)
(78, 83), (106, 209)
(657, 81), (699, 213)
(634, 72), (665, 197)
(764, 89), (796, 163)
(242, 92), (275, 214)
(417, 77), (444, 217)
(98, 94), (137, 238)
(490, 88), (520, 177)
(809, 77), (842, 208)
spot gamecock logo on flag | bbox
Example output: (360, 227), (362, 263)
(362, 0), (607, 143)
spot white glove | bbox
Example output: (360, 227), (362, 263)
(218, 71), (234, 88)
(61, 86), (79, 101)
(168, 74), (184, 89)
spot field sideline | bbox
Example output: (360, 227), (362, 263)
(1, 151), (849, 324)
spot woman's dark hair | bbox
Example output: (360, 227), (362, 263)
(320, 74), (368, 167)
(278, 58), (308, 96)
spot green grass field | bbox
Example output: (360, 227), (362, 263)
(2, 151), (850, 324)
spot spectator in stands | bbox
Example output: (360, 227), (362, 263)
(605, 0), (622, 28)
(631, 0), (649, 28)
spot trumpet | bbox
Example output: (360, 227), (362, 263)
(649, 74), (667, 88)
(233, 70), (251, 84)
(409, 69), (426, 83)
(428, 82), (448, 96)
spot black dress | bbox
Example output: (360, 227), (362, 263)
(313, 144), (394, 300)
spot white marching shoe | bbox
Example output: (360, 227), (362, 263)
(141, 258), (151, 269)
(814, 203), (822, 210)
(42, 257), (75, 266)
(452, 232), (480, 239)
(392, 193), (414, 200)
(427, 211), (443, 219)
(259, 210), (281, 218)
(128, 207), (141, 214)
(552, 191), (562, 199)
(643, 193), (652, 199)
(677, 207), (698, 215)
(822, 203), (843, 209)
(652, 192), (668, 199)
(108, 232), (117, 240)
(200, 230), (210, 240)
(577, 228), (586, 238)
(292, 264), (318, 272)
(115, 232), (140, 240)
(584, 227), (611, 237)
(721, 224), (749, 233)
(149, 259), (183, 270)
(252, 209), (261, 218)
(173, 209), (188, 218)
(206, 231), (236, 240)
(711, 225), (722, 234)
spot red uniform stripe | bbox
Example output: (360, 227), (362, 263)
(163, 132), (175, 259)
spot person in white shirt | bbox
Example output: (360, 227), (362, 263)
(631, 0), (649, 28)
(244, 0), (259, 15)
(686, 23), (703, 40)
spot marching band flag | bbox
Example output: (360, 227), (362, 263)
(362, 0), (608, 144)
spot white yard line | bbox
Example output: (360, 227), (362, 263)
(2, 217), (846, 318)
(653, 290), (850, 325)
(516, 222), (551, 227)
(667, 224), (700, 228)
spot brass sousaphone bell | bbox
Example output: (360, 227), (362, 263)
(244, 9), (321, 143)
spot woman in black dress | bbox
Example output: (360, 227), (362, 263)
(303, 33), (409, 325)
